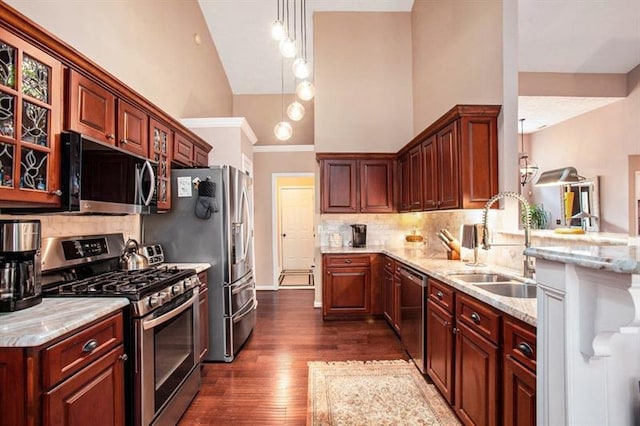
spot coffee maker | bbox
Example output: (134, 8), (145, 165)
(0, 219), (42, 312)
(351, 224), (367, 248)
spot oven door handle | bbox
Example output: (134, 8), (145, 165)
(142, 290), (199, 330)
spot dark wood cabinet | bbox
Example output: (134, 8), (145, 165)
(0, 312), (125, 425)
(408, 145), (423, 211)
(67, 69), (116, 144)
(198, 271), (209, 364)
(44, 345), (125, 426)
(116, 99), (148, 157)
(455, 320), (499, 426)
(149, 118), (173, 210)
(318, 155), (394, 214)
(173, 132), (208, 167)
(322, 254), (374, 318)
(437, 122), (460, 209)
(0, 28), (63, 206)
(382, 257), (400, 334)
(320, 158), (357, 213)
(359, 159), (394, 213)
(427, 300), (454, 403)
(398, 153), (410, 212)
(421, 135), (438, 210)
(400, 105), (500, 212)
(503, 317), (536, 426)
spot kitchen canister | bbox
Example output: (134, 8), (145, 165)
(329, 233), (343, 248)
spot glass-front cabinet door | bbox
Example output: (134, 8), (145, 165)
(149, 118), (173, 210)
(0, 29), (62, 206)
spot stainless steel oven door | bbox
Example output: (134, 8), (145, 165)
(136, 288), (200, 426)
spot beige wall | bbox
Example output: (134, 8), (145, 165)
(530, 64), (640, 233)
(519, 72), (629, 97)
(411, 0), (503, 134)
(7, 0), (233, 119)
(253, 151), (316, 286)
(234, 95), (314, 146)
(314, 12), (413, 153)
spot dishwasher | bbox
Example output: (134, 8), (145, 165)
(399, 266), (427, 373)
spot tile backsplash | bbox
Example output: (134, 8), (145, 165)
(0, 214), (140, 240)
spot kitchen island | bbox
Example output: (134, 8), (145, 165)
(525, 245), (640, 426)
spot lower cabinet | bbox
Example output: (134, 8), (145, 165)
(0, 312), (126, 425)
(323, 254), (381, 318)
(44, 346), (125, 425)
(198, 271), (210, 363)
(503, 316), (537, 426)
(382, 256), (400, 334)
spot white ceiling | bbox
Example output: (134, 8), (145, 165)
(197, 0), (415, 95)
(198, 0), (640, 133)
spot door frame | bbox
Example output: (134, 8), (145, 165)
(271, 172), (315, 289)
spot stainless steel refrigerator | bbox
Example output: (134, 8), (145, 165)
(143, 165), (256, 362)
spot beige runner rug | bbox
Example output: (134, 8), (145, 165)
(307, 360), (460, 426)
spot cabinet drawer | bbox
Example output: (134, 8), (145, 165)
(43, 313), (124, 388)
(504, 317), (536, 372)
(324, 254), (370, 268)
(456, 293), (501, 344)
(383, 257), (395, 272)
(428, 278), (454, 313)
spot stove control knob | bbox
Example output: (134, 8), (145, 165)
(149, 294), (161, 308)
(172, 284), (183, 295)
(184, 278), (194, 290)
(158, 291), (169, 304)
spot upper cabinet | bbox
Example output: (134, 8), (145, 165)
(149, 118), (173, 210)
(173, 132), (208, 168)
(318, 154), (394, 214)
(399, 105), (500, 212)
(67, 70), (149, 157)
(0, 28), (62, 206)
(0, 3), (213, 209)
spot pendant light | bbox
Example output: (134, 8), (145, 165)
(278, 0), (297, 58)
(296, 80), (315, 101)
(271, 0), (285, 41)
(274, 59), (293, 141)
(292, 0), (311, 79)
(518, 118), (539, 186)
(287, 99), (305, 121)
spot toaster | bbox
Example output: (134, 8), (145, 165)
(138, 243), (164, 266)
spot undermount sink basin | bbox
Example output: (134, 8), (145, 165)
(474, 283), (537, 299)
(448, 273), (512, 283)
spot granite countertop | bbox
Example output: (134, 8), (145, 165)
(0, 298), (129, 348)
(162, 263), (211, 274)
(321, 245), (537, 326)
(524, 245), (640, 274)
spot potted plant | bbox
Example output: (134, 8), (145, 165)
(522, 203), (549, 229)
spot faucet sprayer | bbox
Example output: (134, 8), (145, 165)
(481, 191), (535, 278)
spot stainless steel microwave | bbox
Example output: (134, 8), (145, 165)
(59, 131), (157, 214)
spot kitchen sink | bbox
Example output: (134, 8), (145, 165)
(448, 273), (513, 283)
(474, 283), (537, 299)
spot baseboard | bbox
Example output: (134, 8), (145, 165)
(256, 284), (278, 291)
(313, 300), (322, 309)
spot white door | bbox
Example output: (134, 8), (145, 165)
(280, 187), (314, 271)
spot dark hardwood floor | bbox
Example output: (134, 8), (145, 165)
(179, 289), (409, 425)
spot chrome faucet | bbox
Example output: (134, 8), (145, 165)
(481, 191), (535, 279)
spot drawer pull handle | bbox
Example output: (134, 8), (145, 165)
(470, 312), (481, 324)
(436, 291), (444, 300)
(517, 342), (534, 358)
(344, 259), (352, 264)
(82, 339), (99, 353)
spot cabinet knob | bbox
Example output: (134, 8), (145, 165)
(119, 353), (129, 362)
(82, 339), (99, 353)
(344, 259), (352, 264)
(106, 133), (115, 140)
(120, 139), (128, 144)
(50, 189), (62, 197)
(517, 342), (534, 358)
(470, 312), (481, 324)
(452, 327), (458, 334)
(436, 291), (444, 300)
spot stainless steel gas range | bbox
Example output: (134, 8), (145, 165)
(41, 233), (200, 426)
